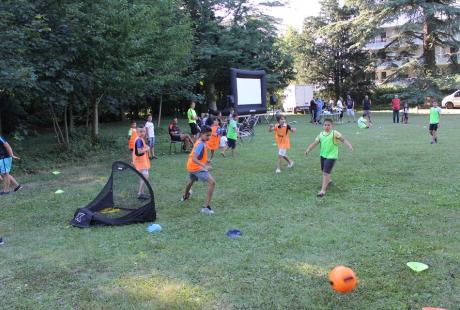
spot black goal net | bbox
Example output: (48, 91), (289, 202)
(70, 161), (156, 228)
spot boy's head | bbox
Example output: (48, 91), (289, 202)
(137, 126), (146, 137)
(147, 114), (152, 122)
(212, 117), (219, 126)
(172, 117), (178, 124)
(199, 125), (212, 141)
(276, 114), (285, 124)
(432, 101), (438, 107)
(232, 113), (239, 120)
(323, 118), (333, 131)
(131, 121), (137, 129)
(190, 101), (196, 109)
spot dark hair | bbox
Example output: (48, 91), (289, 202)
(200, 125), (212, 134)
(147, 113), (152, 117)
(275, 114), (284, 122)
(324, 118), (333, 124)
(131, 120), (136, 124)
(233, 113), (238, 118)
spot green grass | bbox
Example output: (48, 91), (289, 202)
(1, 113), (459, 309)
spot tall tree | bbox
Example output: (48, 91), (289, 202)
(293, 0), (372, 99)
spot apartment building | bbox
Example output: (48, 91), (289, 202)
(365, 21), (459, 84)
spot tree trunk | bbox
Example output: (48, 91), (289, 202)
(0, 111), (2, 136)
(64, 104), (69, 146)
(157, 94), (163, 128)
(91, 94), (101, 142)
(206, 82), (217, 111)
(69, 94), (74, 136)
(423, 16), (437, 75)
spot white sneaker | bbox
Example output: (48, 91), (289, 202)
(201, 207), (214, 215)
(275, 168), (281, 173)
(287, 161), (295, 168)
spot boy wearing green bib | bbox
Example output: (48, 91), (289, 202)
(429, 101), (441, 144)
(305, 119), (353, 197)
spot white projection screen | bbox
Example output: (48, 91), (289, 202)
(230, 68), (267, 114)
(236, 78), (262, 105)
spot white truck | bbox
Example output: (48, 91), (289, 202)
(282, 84), (314, 113)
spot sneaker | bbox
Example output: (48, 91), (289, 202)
(287, 161), (295, 168)
(201, 206), (214, 215)
(137, 194), (150, 200)
(180, 190), (193, 202)
(0, 237), (4, 245)
(275, 168), (281, 174)
(0, 191), (10, 196)
(13, 185), (23, 192)
(430, 141), (435, 144)
(317, 192), (325, 198)
(152, 155), (158, 159)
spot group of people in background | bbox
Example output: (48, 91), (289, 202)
(309, 94), (358, 125)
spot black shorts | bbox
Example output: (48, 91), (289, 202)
(189, 123), (199, 135)
(320, 156), (336, 174)
(227, 138), (236, 149)
(171, 135), (181, 142)
(429, 123), (438, 131)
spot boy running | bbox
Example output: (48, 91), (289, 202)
(128, 121), (137, 154)
(181, 126), (216, 215)
(207, 117), (221, 160)
(305, 119), (353, 197)
(221, 113), (238, 157)
(0, 136), (22, 195)
(269, 114), (295, 173)
(429, 101), (441, 144)
(144, 114), (157, 159)
(132, 127), (151, 200)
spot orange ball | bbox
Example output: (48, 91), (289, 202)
(329, 266), (358, 293)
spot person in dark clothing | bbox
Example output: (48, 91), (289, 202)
(309, 99), (317, 124)
(362, 95), (372, 124)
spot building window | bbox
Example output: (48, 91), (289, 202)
(380, 32), (387, 42)
(381, 71), (387, 79)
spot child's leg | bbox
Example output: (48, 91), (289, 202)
(7, 174), (19, 188)
(277, 155), (282, 170)
(320, 172), (331, 194)
(205, 175), (216, 207)
(221, 145), (228, 156)
(210, 149), (215, 159)
(138, 172), (148, 195)
(283, 156), (292, 164)
(433, 129), (438, 142)
(1, 174), (9, 192)
(184, 179), (194, 197)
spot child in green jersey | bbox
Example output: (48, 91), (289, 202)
(305, 119), (353, 197)
(429, 101), (441, 144)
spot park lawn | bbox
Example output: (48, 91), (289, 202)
(0, 113), (459, 309)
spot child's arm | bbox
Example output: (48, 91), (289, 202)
(338, 136), (353, 152)
(305, 140), (319, 155)
(4, 142), (20, 160)
(191, 154), (211, 171)
(268, 124), (275, 132)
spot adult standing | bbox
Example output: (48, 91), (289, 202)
(316, 97), (324, 125)
(187, 101), (200, 142)
(362, 94), (372, 124)
(309, 99), (317, 124)
(345, 95), (355, 122)
(336, 97), (344, 123)
(391, 95), (401, 123)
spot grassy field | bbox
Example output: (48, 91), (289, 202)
(1, 113), (459, 309)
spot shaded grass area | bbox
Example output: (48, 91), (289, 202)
(1, 113), (459, 309)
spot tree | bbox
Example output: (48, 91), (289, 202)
(292, 0), (372, 99)
(345, 0), (460, 100)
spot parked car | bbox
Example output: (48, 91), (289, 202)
(442, 89), (460, 109)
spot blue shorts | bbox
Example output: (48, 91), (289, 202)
(0, 157), (12, 174)
(148, 137), (155, 147)
(189, 170), (209, 182)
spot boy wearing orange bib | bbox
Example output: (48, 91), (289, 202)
(269, 114), (295, 173)
(207, 118), (221, 160)
(128, 120), (138, 153)
(181, 126), (216, 215)
(305, 118), (353, 197)
(132, 127), (151, 200)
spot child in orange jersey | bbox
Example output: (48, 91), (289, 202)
(181, 126), (216, 215)
(207, 117), (221, 160)
(128, 120), (138, 154)
(269, 114), (296, 173)
(132, 127), (151, 200)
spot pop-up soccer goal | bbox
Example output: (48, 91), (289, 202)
(70, 161), (156, 228)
